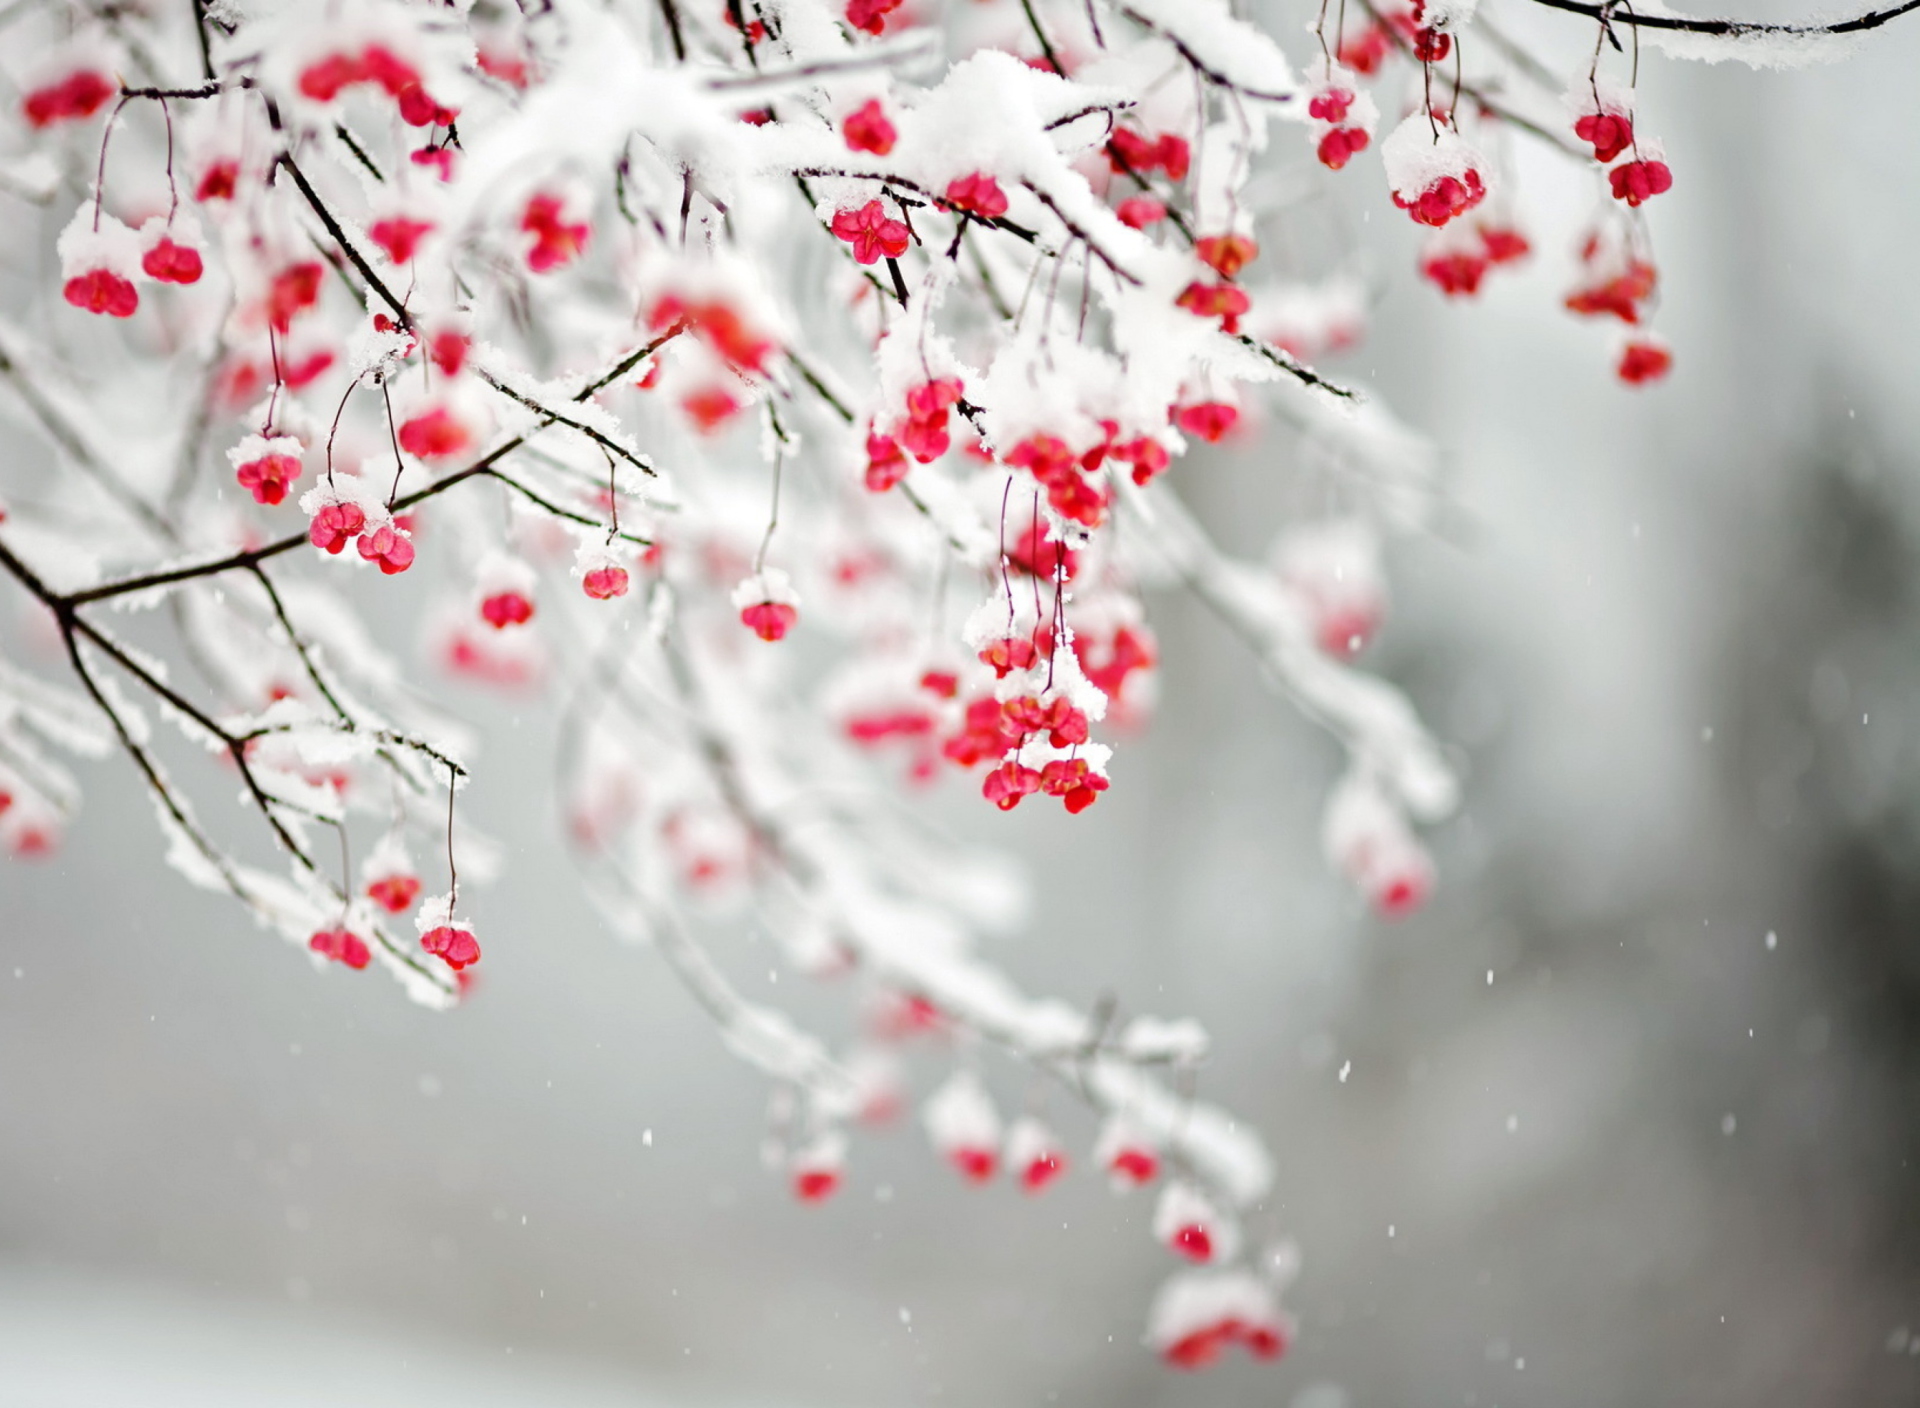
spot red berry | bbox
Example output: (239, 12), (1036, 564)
(357, 523), (416, 575)
(1174, 402), (1238, 443)
(1115, 197), (1166, 229)
(842, 98), (897, 155)
(582, 565), (630, 600)
(480, 590), (535, 628)
(63, 269), (138, 319)
(366, 874), (421, 913)
(421, 924), (481, 970)
(740, 600), (798, 641)
(1173, 1224), (1214, 1262)
(309, 927), (372, 969)
(1616, 338), (1673, 386)
(369, 216), (435, 264)
(829, 200), (911, 265)
(23, 70), (115, 129)
(521, 193), (590, 272)
(235, 452), (302, 506)
(1316, 126), (1370, 170)
(944, 172), (1009, 220)
(1609, 158), (1673, 207)
(1574, 111), (1635, 163)
(141, 238), (204, 285)
(845, 0), (904, 34)
(309, 502), (367, 554)
(1194, 234), (1257, 280)
(949, 1146), (997, 1182)
(397, 407), (473, 461)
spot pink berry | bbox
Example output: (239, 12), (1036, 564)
(141, 238), (204, 285)
(356, 523), (416, 575)
(366, 874), (421, 913)
(63, 269), (139, 319)
(480, 590), (534, 628)
(309, 501), (367, 554)
(829, 200), (911, 265)
(842, 98), (897, 155)
(1609, 158), (1673, 207)
(421, 924), (481, 969)
(582, 565), (630, 600)
(740, 600), (798, 642)
(397, 407), (472, 461)
(235, 452), (302, 506)
(944, 172), (1009, 220)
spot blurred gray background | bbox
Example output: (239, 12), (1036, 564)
(6, 3), (1920, 1405)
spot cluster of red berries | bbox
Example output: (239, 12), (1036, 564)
(297, 43), (456, 128)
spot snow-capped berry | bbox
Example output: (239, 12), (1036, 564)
(1153, 1182), (1233, 1263)
(944, 172), (1009, 219)
(309, 927), (372, 970)
(1147, 1270), (1293, 1371)
(790, 1132), (848, 1202)
(741, 601), (799, 642)
(1174, 402), (1238, 443)
(1276, 518), (1386, 658)
(1095, 1117), (1161, 1189)
(1412, 26), (1451, 60)
(23, 69), (115, 129)
(1574, 110), (1635, 163)
(522, 191), (591, 272)
(369, 215), (435, 264)
(842, 98), (897, 155)
(1609, 158), (1673, 207)
(357, 523), (416, 575)
(1323, 771), (1434, 916)
(366, 874), (421, 913)
(846, 0), (904, 35)
(1115, 197), (1167, 229)
(64, 269), (138, 318)
(1383, 118), (1488, 229)
(421, 924), (481, 969)
(1195, 234), (1258, 280)
(829, 200), (910, 265)
(1617, 337), (1673, 385)
(1005, 1118), (1068, 1192)
(1402, 170), (1484, 226)
(228, 436), (305, 507)
(480, 591), (534, 628)
(308, 501), (367, 554)
(141, 237), (204, 285)
(582, 566), (630, 600)
(923, 1073), (1001, 1183)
